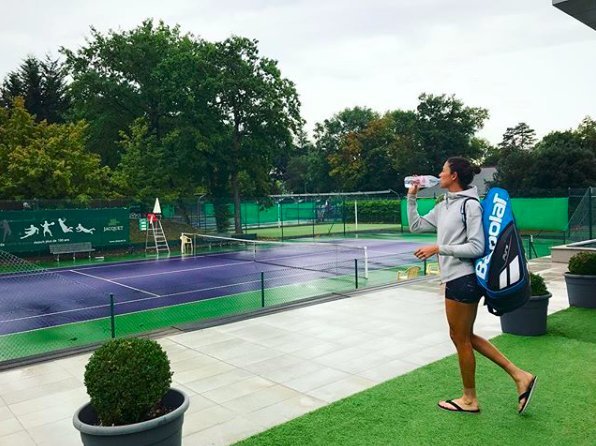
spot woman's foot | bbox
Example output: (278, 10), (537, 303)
(514, 371), (536, 412)
(438, 396), (480, 413)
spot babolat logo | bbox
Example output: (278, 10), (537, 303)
(475, 193), (507, 280)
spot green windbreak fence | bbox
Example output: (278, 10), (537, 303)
(203, 200), (342, 228)
(401, 197), (568, 231)
(400, 198), (439, 228)
(0, 208), (130, 253)
(510, 198), (568, 231)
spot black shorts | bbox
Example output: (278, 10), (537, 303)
(445, 273), (484, 304)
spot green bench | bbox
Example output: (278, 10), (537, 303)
(49, 242), (95, 262)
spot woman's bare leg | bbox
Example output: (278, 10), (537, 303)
(471, 333), (535, 411)
(438, 299), (480, 411)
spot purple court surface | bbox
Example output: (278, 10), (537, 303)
(0, 239), (424, 335)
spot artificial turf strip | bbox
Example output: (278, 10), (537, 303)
(236, 307), (596, 446)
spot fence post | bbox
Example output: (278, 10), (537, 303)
(261, 272), (265, 307)
(109, 293), (116, 339)
(343, 198), (347, 237)
(280, 202), (284, 241)
(312, 200), (315, 238)
(589, 187), (593, 240)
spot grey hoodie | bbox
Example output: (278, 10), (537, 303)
(407, 186), (485, 283)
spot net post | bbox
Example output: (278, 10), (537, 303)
(109, 293), (116, 339)
(364, 246), (369, 279)
(261, 272), (265, 307)
(354, 259), (359, 289)
(423, 259), (427, 276)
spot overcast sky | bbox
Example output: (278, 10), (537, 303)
(1, 0), (594, 144)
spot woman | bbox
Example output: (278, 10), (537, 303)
(407, 157), (537, 414)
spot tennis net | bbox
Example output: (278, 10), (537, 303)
(181, 233), (370, 278)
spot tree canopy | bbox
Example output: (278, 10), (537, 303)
(0, 56), (70, 123)
(0, 18), (594, 214)
(0, 98), (109, 199)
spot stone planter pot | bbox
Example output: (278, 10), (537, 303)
(500, 293), (551, 336)
(73, 388), (189, 446)
(564, 273), (596, 308)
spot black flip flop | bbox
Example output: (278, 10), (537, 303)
(438, 399), (480, 413)
(518, 376), (538, 414)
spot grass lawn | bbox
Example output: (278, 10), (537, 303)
(237, 307), (596, 446)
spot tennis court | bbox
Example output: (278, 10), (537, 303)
(0, 236), (428, 339)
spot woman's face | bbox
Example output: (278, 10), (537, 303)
(439, 161), (458, 189)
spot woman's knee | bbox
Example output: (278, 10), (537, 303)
(449, 328), (473, 347)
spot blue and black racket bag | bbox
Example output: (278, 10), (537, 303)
(471, 188), (530, 316)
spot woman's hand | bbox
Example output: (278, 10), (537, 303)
(414, 245), (439, 260)
(407, 176), (420, 196)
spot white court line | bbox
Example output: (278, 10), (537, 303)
(63, 250), (254, 273)
(70, 270), (160, 297)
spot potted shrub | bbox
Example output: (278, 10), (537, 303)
(500, 272), (551, 336)
(73, 337), (189, 446)
(565, 251), (596, 308)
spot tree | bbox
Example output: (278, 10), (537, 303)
(309, 96), (488, 193)
(314, 107), (380, 154)
(498, 122), (537, 157)
(208, 36), (302, 233)
(531, 130), (596, 190)
(310, 107), (379, 192)
(491, 149), (534, 195)
(1, 56), (70, 123)
(284, 131), (316, 193)
(0, 98), (110, 199)
(493, 118), (596, 196)
(328, 116), (398, 191)
(474, 137), (499, 166)
(414, 93), (489, 174)
(62, 19), (216, 169)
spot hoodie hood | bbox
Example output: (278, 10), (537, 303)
(444, 186), (480, 207)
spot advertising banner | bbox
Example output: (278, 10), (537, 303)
(0, 208), (130, 253)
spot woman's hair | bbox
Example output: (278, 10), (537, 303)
(447, 157), (481, 188)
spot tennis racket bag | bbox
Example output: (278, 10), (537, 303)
(468, 188), (530, 316)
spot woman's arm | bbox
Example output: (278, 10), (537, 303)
(407, 194), (438, 233)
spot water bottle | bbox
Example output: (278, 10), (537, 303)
(404, 175), (440, 189)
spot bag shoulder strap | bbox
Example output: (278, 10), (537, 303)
(461, 197), (480, 231)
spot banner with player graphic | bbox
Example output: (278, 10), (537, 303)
(0, 208), (129, 253)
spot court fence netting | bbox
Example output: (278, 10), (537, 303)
(0, 236), (429, 367)
(1, 187), (595, 366)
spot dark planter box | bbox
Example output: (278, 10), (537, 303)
(73, 388), (189, 446)
(564, 273), (596, 308)
(500, 293), (551, 336)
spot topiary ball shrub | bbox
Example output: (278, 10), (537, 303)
(529, 272), (548, 296)
(84, 338), (172, 426)
(568, 252), (596, 276)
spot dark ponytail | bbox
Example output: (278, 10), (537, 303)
(447, 157), (481, 188)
